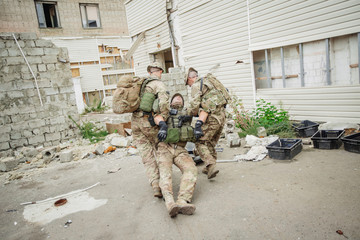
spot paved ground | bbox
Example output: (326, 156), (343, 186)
(1, 140), (359, 240)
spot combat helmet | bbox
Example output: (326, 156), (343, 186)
(170, 93), (185, 107)
(147, 62), (164, 73)
(185, 67), (198, 85)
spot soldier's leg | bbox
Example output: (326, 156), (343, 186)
(174, 148), (197, 215)
(157, 143), (179, 218)
(133, 127), (161, 197)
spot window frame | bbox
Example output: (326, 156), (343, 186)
(34, 0), (61, 29)
(79, 3), (102, 29)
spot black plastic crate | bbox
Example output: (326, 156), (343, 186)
(341, 132), (360, 154)
(266, 139), (303, 160)
(293, 120), (319, 138)
(311, 130), (344, 149)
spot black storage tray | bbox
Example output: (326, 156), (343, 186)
(311, 130), (344, 149)
(341, 132), (360, 154)
(266, 139), (303, 160)
(293, 120), (319, 138)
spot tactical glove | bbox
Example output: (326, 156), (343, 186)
(194, 120), (204, 140)
(158, 121), (168, 142)
(179, 115), (192, 122)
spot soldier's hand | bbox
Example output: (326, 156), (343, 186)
(157, 121), (168, 142)
(194, 120), (204, 140)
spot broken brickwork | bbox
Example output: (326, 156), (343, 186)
(0, 32), (79, 157)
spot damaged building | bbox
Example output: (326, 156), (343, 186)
(125, 0), (360, 123)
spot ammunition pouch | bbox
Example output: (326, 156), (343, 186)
(139, 92), (156, 112)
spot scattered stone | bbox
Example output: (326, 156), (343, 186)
(125, 128), (132, 136)
(245, 135), (279, 147)
(60, 150), (73, 163)
(114, 149), (127, 158)
(111, 136), (131, 148)
(81, 152), (89, 159)
(302, 138), (312, 145)
(127, 147), (139, 155)
(0, 157), (19, 172)
(226, 133), (241, 148)
(225, 120), (235, 134)
(95, 145), (105, 155)
(234, 146), (268, 162)
(257, 127), (267, 137)
(21, 147), (38, 158)
(42, 147), (57, 160)
(88, 153), (96, 159)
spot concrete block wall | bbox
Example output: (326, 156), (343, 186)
(162, 68), (189, 105)
(0, 32), (79, 157)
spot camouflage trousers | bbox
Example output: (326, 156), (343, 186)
(196, 111), (226, 167)
(157, 143), (198, 203)
(131, 114), (160, 187)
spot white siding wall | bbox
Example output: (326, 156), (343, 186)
(52, 39), (99, 62)
(178, 0), (254, 106)
(258, 86), (360, 123)
(79, 65), (103, 92)
(249, 0), (360, 50)
(125, 0), (167, 36)
(132, 21), (172, 76)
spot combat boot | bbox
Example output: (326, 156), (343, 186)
(207, 164), (219, 179)
(164, 194), (179, 218)
(202, 167), (208, 175)
(176, 199), (196, 215)
(152, 182), (163, 198)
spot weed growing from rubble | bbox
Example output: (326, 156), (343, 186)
(85, 99), (109, 114)
(230, 97), (296, 138)
(68, 116), (108, 143)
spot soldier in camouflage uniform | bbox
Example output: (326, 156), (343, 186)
(186, 67), (226, 179)
(132, 62), (170, 198)
(157, 93), (198, 217)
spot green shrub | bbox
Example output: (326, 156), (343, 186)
(69, 116), (108, 143)
(85, 98), (109, 114)
(254, 99), (289, 128)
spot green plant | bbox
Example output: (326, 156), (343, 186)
(230, 96), (256, 131)
(254, 99), (289, 129)
(69, 115), (108, 143)
(85, 98), (109, 113)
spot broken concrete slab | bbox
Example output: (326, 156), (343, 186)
(95, 145), (105, 155)
(21, 147), (39, 158)
(226, 133), (241, 148)
(319, 122), (359, 131)
(60, 150), (73, 163)
(234, 146), (268, 162)
(0, 157), (19, 172)
(127, 147), (139, 155)
(245, 135), (279, 147)
(111, 136), (131, 148)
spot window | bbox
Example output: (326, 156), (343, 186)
(80, 4), (101, 28)
(35, 1), (60, 28)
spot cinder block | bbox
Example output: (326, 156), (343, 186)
(28, 135), (45, 144)
(9, 138), (28, 148)
(25, 40), (35, 48)
(0, 133), (10, 142)
(26, 56), (42, 64)
(24, 48), (44, 56)
(44, 48), (60, 55)
(28, 119), (46, 128)
(0, 142), (10, 151)
(0, 125), (11, 134)
(21, 147), (38, 158)
(0, 157), (18, 172)
(7, 91), (24, 98)
(59, 86), (74, 93)
(42, 55), (58, 64)
(60, 150), (73, 163)
(42, 87), (59, 95)
(35, 39), (53, 48)
(46, 64), (55, 71)
(38, 64), (46, 72)
(95, 144), (105, 155)
(0, 41), (5, 48)
(226, 133), (241, 148)
(16, 40), (25, 48)
(20, 33), (37, 40)
(0, 49), (8, 57)
(10, 132), (21, 140)
(6, 57), (24, 65)
(45, 132), (61, 141)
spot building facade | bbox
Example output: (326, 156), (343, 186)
(125, 0), (360, 123)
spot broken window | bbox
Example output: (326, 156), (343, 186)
(80, 4), (101, 28)
(253, 33), (359, 89)
(35, 1), (60, 28)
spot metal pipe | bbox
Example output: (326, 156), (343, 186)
(265, 49), (272, 88)
(358, 32), (360, 83)
(325, 38), (331, 85)
(13, 33), (43, 106)
(299, 43), (305, 87)
(281, 47), (286, 88)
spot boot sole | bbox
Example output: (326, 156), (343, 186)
(179, 205), (196, 215)
(154, 193), (163, 198)
(208, 170), (219, 179)
(169, 205), (180, 218)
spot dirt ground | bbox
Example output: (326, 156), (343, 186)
(1, 139), (359, 240)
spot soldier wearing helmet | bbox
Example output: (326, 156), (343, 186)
(185, 67), (226, 180)
(131, 62), (170, 198)
(156, 93), (198, 217)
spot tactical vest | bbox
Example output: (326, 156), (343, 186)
(164, 108), (195, 143)
(138, 77), (160, 113)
